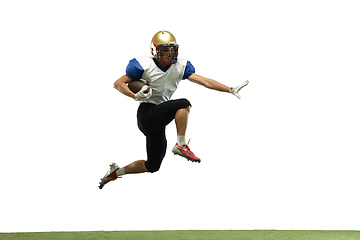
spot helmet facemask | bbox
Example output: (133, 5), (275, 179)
(157, 44), (178, 65)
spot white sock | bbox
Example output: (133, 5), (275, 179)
(177, 135), (186, 146)
(116, 167), (126, 177)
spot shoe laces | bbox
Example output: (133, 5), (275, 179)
(179, 139), (194, 155)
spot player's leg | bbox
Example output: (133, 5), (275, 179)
(137, 99), (199, 162)
(118, 128), (167, 174)
(114, 127), (167, 174)
(175, 105), (190, 137)
(98, 129), (167, 189)
(144, 128), (167, 173)
(98, 160), (148, 189)
(123, 160), (148, 174)
(148, 98), (200, 162)
(172, 104), (200, 162)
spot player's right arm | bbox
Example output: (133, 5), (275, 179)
(114, 74), (136, 99)
(114, 58), (145, 99)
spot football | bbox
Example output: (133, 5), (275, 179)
(128, 80), (149, 94)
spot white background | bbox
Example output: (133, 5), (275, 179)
(1, 0), (360, 233)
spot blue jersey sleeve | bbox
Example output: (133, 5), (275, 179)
(182, 61), (195, 80)
(126, 58), (144, 80)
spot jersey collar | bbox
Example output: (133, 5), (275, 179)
(153, 58), (170, 73)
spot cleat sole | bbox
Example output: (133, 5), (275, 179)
(174, 153), (201, 163)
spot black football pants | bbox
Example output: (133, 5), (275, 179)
(137, 98), (191, 172)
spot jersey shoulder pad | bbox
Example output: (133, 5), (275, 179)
(176, 58), (188, 66)
(135, 56), (154, 70)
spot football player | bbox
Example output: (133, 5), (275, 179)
(99, 31), (249, 189)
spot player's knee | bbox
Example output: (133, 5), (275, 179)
(147, 165), (161, 173)
(145, 161), (161, 173)
(179, 98), (191, 109)
(182, 105), (191, 113)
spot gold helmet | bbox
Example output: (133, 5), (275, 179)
(150, 31), (179, 65)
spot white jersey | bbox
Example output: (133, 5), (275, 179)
(126, 56), (195, 105)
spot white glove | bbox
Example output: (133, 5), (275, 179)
(229, 80), (249, 99)
(134, 85), (152, 101)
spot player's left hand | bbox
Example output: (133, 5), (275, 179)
(229, 80), (249, 99)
